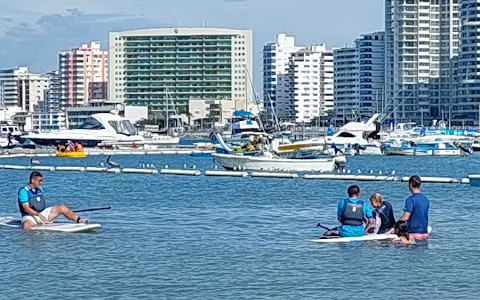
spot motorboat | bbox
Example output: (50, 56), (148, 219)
(21, 113), (178, 148)
(381, 140), (469, 156)
(281, 114), (383, 153)
(212, 152), (338, 173)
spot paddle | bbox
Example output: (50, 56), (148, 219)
(73, 206), (111, 213)
(316, 223), (333, 231)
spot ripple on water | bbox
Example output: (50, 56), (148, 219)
(0, 155), (480, 299)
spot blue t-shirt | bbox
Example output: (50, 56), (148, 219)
(403, 193), (429, 234)
(337, 198), (373, 237)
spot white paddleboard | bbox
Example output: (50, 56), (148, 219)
(312, 233), (397, 243)
(0, 217), (101, 233)
(312, 226), (433, 243)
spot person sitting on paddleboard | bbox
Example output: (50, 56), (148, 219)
(324, 185), (374, 237)
(18, 171), (88, 230)
(388, 175), (430, 240)
(392, 220), (415, 245)
(369, 193), (396, 234)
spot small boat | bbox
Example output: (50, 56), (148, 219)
(381, 140), (468, 156)
(56, 151), (88, 158)
(212, 152), (338, 172)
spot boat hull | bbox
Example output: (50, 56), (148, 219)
(212, 153), (336, 172)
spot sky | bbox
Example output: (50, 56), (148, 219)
(0, 0), (383, 86)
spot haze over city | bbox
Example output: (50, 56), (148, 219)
(0, 0), (383, 78)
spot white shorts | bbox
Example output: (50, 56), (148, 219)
(22, 207), (53, 226)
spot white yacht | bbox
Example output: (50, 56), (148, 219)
(280, 114), (383, 152)
(22, 113), (178, 147)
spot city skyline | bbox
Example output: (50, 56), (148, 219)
(0, 0), (384, 82)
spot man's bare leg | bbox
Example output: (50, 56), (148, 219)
(47, 204), (88, 224)
(21, 219), (36, 230)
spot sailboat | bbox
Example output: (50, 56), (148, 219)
(211, 66), (344, 172)
(139, 89), (182, 148)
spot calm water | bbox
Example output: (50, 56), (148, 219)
(0, 154), (480, 299)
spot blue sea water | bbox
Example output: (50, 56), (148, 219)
(0, 154), (480, 299)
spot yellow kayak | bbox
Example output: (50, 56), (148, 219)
(56, 151), (88, 158)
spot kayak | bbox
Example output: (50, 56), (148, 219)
(56, 151), (87, 158)
(0, 217), (100, 233)
(312, 226), (433, 243)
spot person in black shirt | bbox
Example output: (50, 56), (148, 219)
(369, 193), (396, 234)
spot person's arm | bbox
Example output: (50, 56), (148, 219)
(337, 199), (345, 222)
(399, 197), (414, 221)
(388, 204), (396, 224)
(364, 203), (374, 224)
(18, 189), (49, 224)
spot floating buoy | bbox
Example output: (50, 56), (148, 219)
(55, 166), (86, 172)
(122, 168), (158, 174)
(251, 172), (299, 179)
(160, 169), (201, 176)
(205, 170), (248, 177)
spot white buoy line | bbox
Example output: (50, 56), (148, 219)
(0, 163), (476, 185)
(0, 149), (213, 159)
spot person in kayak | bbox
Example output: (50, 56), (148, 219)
(324, 185), (374, 237)
(392, 220), (415, 245)
(369, 193), (396, 234)
(18, 171), (88, 230)
(396, 175), (430, 240)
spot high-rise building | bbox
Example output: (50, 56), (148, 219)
(356, 32), (385, 119)
(0, 67), (49, 112)
(109, 28), (253, 118)
(334, 47), (359, 123)
(44, 70), (61, 112)
(262, 34), (304, 123)
(58, 41), (108, 108)
(0, 81), (4, 109)
(385, 0), (459, 125)
(286, 45), (334, 123)
(456, 0), (480, 125)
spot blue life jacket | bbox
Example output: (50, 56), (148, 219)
(340, 199), (365, 226)
(18, 185), (46, 216)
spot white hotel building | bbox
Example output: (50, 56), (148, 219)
(263, 35), (334, 124)
(385, 0), (459, 125)
(262, 34), (304, 124)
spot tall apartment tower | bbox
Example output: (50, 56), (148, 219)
(109, 28), (253, 116)
(334, 32), (385, 125)
(334, 47), (359, 123)
(0, 67), (48, 112)
(385, 0), (459, 125)
(262, 34), (305, 123)
(58, 41), (108, 108)
(456, 0), (480, 125)
(286, 45), (334, 123)
(44, 70), (61, 112)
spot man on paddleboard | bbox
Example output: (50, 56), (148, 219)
(397, 175), (430, 240)
(18, 171), (88, 230)
(324, 185), (374, 237)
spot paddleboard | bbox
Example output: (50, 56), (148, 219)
(0, 217), (101, 233)
(312, 233), (397, 243)
(312, 226), (433, 243)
